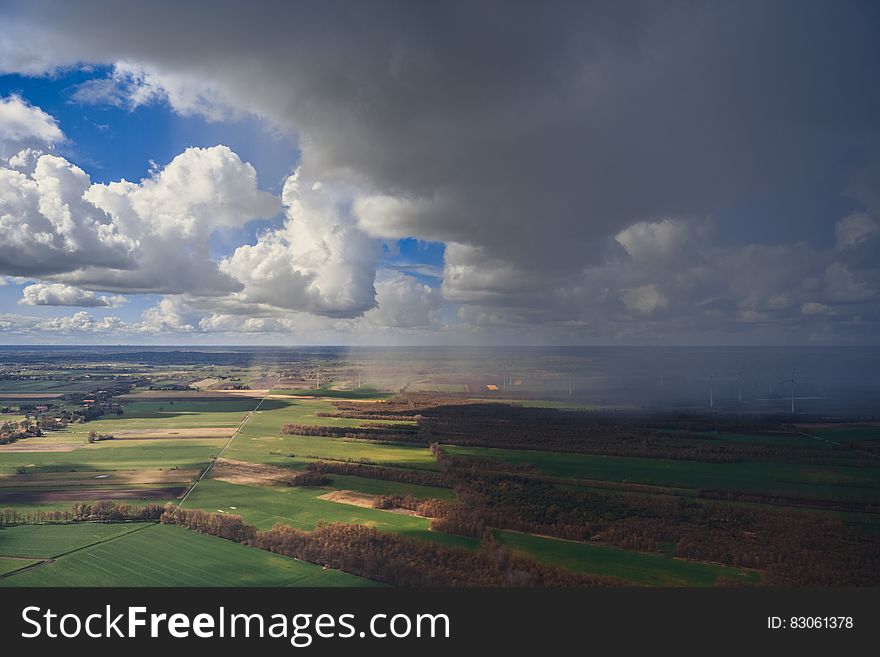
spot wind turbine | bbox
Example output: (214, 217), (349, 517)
(734, 370), (743, 403)
(709, 373), (715, 409)
(779, 370), (797, 414)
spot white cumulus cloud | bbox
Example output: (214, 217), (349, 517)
(220, 170), (382, 317)
(0, 94), (63, 156)
(20, 282), (126, 307)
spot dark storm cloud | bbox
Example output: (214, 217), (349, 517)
(1, 0), (878, 341)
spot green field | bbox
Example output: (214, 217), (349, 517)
(326, 474), (454, 500)
(806, 426), (880, 442)
(0, 439), (224, 476)
(271, 388), (389, 399)
(710, 432), (836, 449)
(493, 530), (760, 586)
(184, 479), (475, 549)
(65, 399), (263, 437)
(0, 522), (146, 558)
(226, 397), (434, 470)
(0, 557), (40, 576)
(226, 434), (435, 469)
(241, 397), (415, 431)
(0, 523), (378, 587)
(443, 445), (880, 502)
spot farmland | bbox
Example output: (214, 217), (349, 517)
(442, 445), (880, 504)
(182, 478), (476, 549)
(0, 557), (39, 576)
(0, 522), (146, 558)
(0, 523), (377, 587)
(0, 345), (877, 587)
(493, 530), (760, 586)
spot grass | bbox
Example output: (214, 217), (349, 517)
(443, 445), (880, 503)
(0, 439), (225, 476)
(225, 399), (431, 470)
(271, 388), (389, 399)
(183, 478), (476, 549)
(64, 399), (263, 437)
(0, 557), (40, 576)
(240, 397), (415, 431)
(806, 426), (880, 442)
(493, 530), (761, 586)
(0, 523), (378, 587)
(710, 432), (837, 449)
(325, 474), (455, 500)
(228, 434), (437, 469)
(0, 522), (146, 558)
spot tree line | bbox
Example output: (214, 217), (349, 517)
(0, 501), (164, 526)
(421, 471), (880, 586)
(313, 397), (869, 466)
(161, 507), (622, 587)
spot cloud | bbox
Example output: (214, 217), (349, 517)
(37, 311), (126, 333)
(615, 219), (696, 262)
(0, 94), (63, 156)
(20, 282), (126, 307)
(70, 61), (238, 122)
(0, 2), (879, 343)
(836, 212), (878, 250)
(0, 143), (280, 295)
(360, 273), (443, 329)
(0, 153), (134, 276)
(620, 284), (668, 315)
(802, 302), (834, 316)
(220, 171), (382, 317)
(137, 296), (195, 333)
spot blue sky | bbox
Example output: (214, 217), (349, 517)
(0, 67), (449, 337)
(0, 2), (878, 345)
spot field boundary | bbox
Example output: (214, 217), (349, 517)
(0, 521), (156, 580)
(173, 394), (269, 514)
(794, 429), (879, 460)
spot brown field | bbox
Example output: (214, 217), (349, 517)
(249, 377), (279, 389)
(0, 468), (200, 488)
(0, 393), (64, 399)
(116, 390), (266, 401)
(0, 486), (184, 503)
(264, 394), (381, 402)
(0, 442), (79, 453)
(318, 489), (381, 508)
(189, 377), (221, 389)
(110, 428), (237, 440)
(318, 490), (418, 515)
(795, 422), (880, 429)
(210, 459), (295, 486)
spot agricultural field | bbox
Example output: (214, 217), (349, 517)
(0, 523), (378, 587)
(442, 445), (880, 504)
(0, 557), (39, 576)
(224, 397), (431, 470)
(0, 346), (877, 588)
(325, 474), (455, 500)
(493, 530), (760, 587)
(0, 397), (251, 506)
(182, 478), (476, 549)
(798, 425), (880, 442)
(270, 388), (389, 400)
(0, 522), (146, 558)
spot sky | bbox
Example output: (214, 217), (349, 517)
(0, 0), (878, 346)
